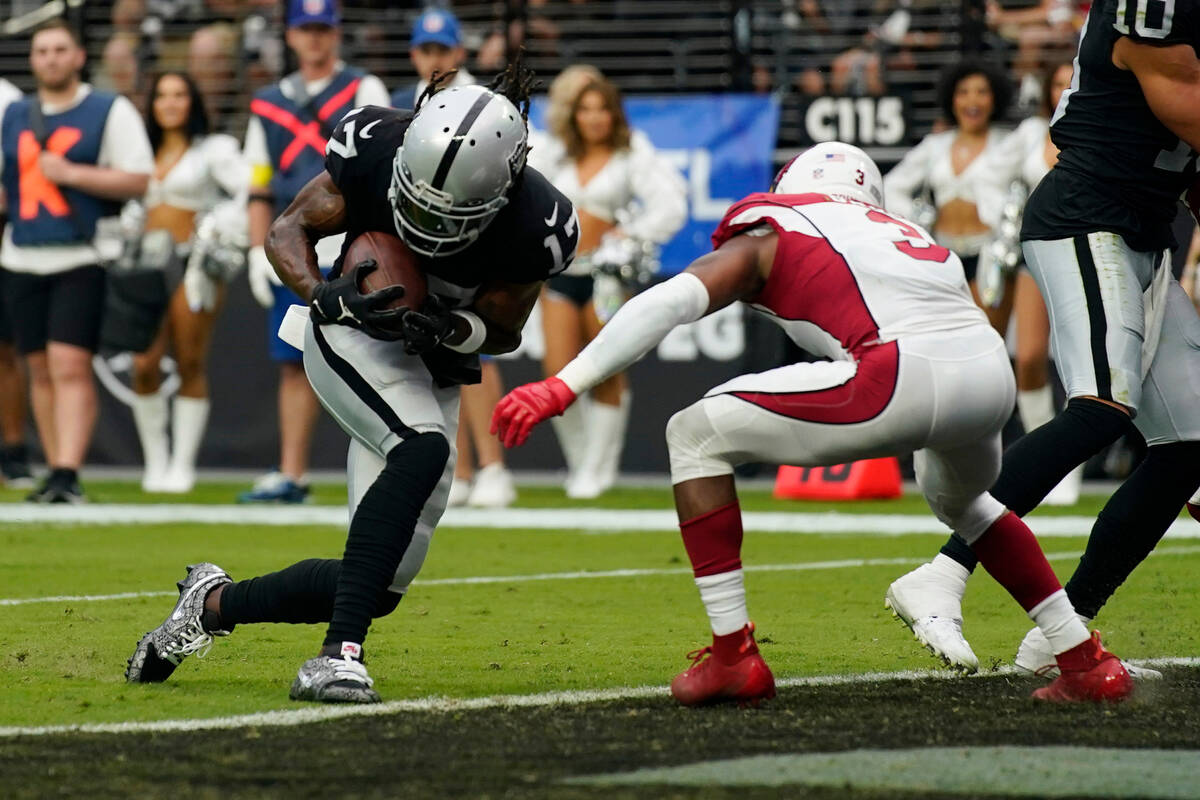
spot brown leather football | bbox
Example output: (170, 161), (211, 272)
(344, 231), (427, 311)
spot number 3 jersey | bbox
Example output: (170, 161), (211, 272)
(1023, 0), (1200, 251)
(323, 104), (579, 384)
(712, 193), (989, 361)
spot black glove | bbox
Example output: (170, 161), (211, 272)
(396, 294), (454, 355)
(309, 260), (406, 341)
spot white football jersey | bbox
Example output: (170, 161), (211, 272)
(712, 192), (989, 361)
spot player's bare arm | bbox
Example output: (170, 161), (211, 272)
(491, 229), (775, 448)
(684, 228), (775, 313)
(1113, 39), (1200, 151)
(265, 171), (348, 302)
(468, 279), (543, 355)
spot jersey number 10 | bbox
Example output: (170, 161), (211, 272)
(1113, 0), (1175, 39)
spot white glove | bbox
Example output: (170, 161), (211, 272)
(183, 257), (218, 312)
(247, 245), (280, 308)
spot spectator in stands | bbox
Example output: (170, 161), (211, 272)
(883, 59), (1013, 331)
(98, 33), (139, 100)
(126, 72), (248, 494)
(529, 69), (686, 498)
(0, 20), (152, 502)
(986, 0), (1084, 107)
(830, 0), (954, 96)
(0, 77), (34, 489)
(187, 22), (239, 129)
(240, 0), (389, 503)
(391, 7), (474, 111)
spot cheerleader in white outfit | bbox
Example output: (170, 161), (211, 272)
(129, 72), (248, 493)
(884, 60), (1015, 333)
(529, 70), (686, 498)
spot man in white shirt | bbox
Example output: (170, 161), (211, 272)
(239, 0), (389, 503)
(0, 20), (152, 502)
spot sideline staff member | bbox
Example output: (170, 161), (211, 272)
(0, 20), (152, 502)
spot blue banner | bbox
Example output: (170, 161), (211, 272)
(529, 94), (780, 275)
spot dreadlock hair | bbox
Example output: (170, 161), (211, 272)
(413, 69), (458, 113)
(488, 50), (538, 122)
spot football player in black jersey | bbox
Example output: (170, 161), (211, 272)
(125, 63), (579, 703)
(888, 0), (1200, 692)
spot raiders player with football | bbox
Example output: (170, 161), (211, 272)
(125, 63), (579, 703)
(887, 0), (1200, 679)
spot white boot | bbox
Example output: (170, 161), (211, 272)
(593, 390), (630, 492)
(551, 395), (590, 487)
(566, 394), (628, 500)
(130, 392), (170, 492)
(161, 396), (209, 493)
(1016, 385), (1054, 434)
(467, 463), (517, 508)
(885, 554), (979, 673)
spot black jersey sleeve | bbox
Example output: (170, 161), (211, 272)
(498, 167), (579, 284)
(324, 105), (410, 193)
(1113, 0), (1200, 48)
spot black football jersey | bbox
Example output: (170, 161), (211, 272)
(1023, 0), (1200, 251)
(323, 104), (579, 384)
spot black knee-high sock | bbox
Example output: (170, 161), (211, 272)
(324, 432), (449, 648)
(1066, 441), (1200, 619)
(219, 558), (342, 626)
(991, 397), (1131, 515)
(937, 397), (1133, 574)
(215, 558), (404, 632)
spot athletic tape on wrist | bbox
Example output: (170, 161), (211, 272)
(445, 310), (487, 353)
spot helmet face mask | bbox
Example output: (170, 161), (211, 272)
(389, 85), (527, 257)
(390, 157), (508, 256)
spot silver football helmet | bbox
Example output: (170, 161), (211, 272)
(390, 84), (529, 256)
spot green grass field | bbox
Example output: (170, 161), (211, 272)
(2, 483), (1197, 730)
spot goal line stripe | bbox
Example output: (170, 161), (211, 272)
(3, 657), (1197, 739)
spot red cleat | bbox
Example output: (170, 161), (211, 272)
(1031, 631), (1134, 703)
(669, 623), (777, 707)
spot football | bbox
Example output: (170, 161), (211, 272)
(344, 231), (427, 311)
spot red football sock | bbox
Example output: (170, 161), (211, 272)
(971, 512), (1063, 611)
(680, 501), (743, 578)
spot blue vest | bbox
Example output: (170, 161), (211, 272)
(251, 67), (364, 217)
(0, 91), (121, 246)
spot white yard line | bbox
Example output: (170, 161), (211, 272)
(2, 657), (1197, 739)
(1, 503), (1199, 539)
(5, 545), (1200, 608)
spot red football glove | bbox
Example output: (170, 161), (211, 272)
(491, 376), (577, 448)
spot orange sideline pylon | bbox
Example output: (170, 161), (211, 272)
(773, 457), (902, 501)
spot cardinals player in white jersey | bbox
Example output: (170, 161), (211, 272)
(492, 142), (1134, 707)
